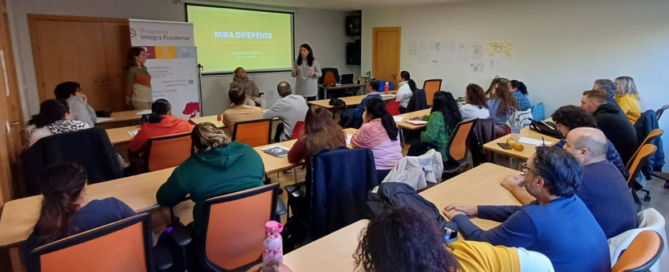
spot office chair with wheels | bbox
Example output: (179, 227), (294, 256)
(196, 184), (282, 272)
(27, 213), (172, 272)
(626, 144), (657, 207)
(626, 129), (663, 201)
(612, 230), (664, 272)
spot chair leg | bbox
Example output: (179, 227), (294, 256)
(641, 189), (651, 202)
(293, 167), (299, 184)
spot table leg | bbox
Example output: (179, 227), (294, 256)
(293, 167), (299, 184)
(9, 246), (23, 272)
(400, 128), (406, 145)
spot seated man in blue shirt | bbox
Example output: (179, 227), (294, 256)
(355, 79), (382, 118)
(444, 146), (611, 272)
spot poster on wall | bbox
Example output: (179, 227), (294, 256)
(129, 19), (201, 119)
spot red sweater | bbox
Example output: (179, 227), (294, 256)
(129, 115), (193, 152)
(288, 136), (346, 168)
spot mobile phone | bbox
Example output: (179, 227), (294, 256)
(497, 143), (512, 150)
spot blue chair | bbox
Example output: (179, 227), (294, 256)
(378, 81), (395, 92)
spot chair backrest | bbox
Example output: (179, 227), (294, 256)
(386, 100), (401, 115)
(626, 129), (663, 170)
(627, 144), (657, 186)
(292, 121), (305, 140)
(319, 68), (339, 85)
(233, 119), (272, 147)
(144, 132), (192, 172)
(657, 104), (668, 121)
(27, 213), (154, 272)
(199, 183), (279, 271)
(446, 119), (477, 163)
(378, 80), (394, 92)
(612, 230), (664, 272)
(423, 79), (442, 106)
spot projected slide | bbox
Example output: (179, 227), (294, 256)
(186, 5), (294, 73)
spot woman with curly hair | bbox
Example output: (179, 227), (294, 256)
(354, 206), (554, 272)
(488, 82), (520, 136)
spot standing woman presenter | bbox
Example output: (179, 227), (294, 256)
(292, 44), (321, 101)
(124, 47), (153, 110)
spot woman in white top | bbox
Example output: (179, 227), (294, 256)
(25, 99), (91, 148)
(291, 44), (322, 101)
(459, 84), (491, 120)
(395, 71), (416, 113)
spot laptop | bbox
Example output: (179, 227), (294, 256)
(340, 74), (354, 85)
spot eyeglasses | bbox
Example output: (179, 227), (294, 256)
(520, 162), (533, 176)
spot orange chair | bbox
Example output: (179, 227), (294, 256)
(292, 121), (305, 140)
(626, 144), (657, 205)
(612, 230), (664, 272)
(233, 119), (272, 147)
(27, 213), (171, 272)
(386, 100), (401, 116)
(423, 79), (442, 106)
(625, 129), (663, 201)
(142, 132), (192, 173)
(442, 118), (477, 179)
(196, 183), (280, 271)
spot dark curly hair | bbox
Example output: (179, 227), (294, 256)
(465, 84), (488, 109)
(531, 146), (582, 198)
(354, 206), (459, 272)
(492, 83), (520, 116)
(551, 105), (597, 129)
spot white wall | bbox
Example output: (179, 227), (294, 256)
(7, 0), (360, 117)
(363, 0), (669, 169)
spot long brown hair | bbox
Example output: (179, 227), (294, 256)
(492, 83), (519, 115)
(33, 162), (88, 244)
(125, 47), (145, 70)
(465, 84), (488, 109)
(301, 105), (345, 158)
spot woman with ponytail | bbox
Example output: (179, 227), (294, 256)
(129, 99), (193, 153)
(351, 98), (403, 183)
(395, 71), (416, 113)
(24, 163), (135, 256)
(509, 80), (531, 111)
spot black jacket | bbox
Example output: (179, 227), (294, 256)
(593, 103), (639, 165)
(22, 128), (123, 196)
(406, 89), (429, 112)
(635, 110), (665, 173)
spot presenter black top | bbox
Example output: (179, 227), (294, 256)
(292, 44), (321, 98)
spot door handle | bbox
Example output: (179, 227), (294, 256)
(9, 122), (19, 125)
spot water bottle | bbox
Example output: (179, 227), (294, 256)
(384, 82), (390, 94)
(263, 221), (284, 264)
(511, 118), (521, 142)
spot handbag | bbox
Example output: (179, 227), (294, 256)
(328, 97), (346, 108)
(529, 120), (564, 139)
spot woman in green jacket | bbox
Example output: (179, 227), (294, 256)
(407, 92), (462, 161)
(156, 122), (265, 230)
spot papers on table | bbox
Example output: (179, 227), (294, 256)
(518, 137), (553, 146)
(406, 120), (428, 125)
(346, 134), (353, 145)
(128, 130), (138, 137)
(393, 116), (404, 123)
(262, 145), (290, 158)
(381, 94), (396, 98)
(96, 117), (114, 123)
(136, 110), (152, 115)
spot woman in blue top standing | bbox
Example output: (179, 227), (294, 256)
(509, 80), (531, 111)
(488, 83), (520, 136)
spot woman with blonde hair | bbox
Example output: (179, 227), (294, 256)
(614, 76), (642, 124)
(156, 122), (264, 230)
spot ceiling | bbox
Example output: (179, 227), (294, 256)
(203, 0), (470, 11)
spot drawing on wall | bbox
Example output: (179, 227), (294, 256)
(487, 41), (513, 57)
(430, 41), (443, 53)
(472, 44), (483, 61)
(418, 42), (428, 52)
(408, 41), (417, 56)
(470, 61), (485, 72)
(456, 43), (469, 63)
(442, 42), (455, 54)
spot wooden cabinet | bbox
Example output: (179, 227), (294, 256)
(29, 15), (130, 112)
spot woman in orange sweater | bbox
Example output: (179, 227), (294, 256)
(129, 99), (193, 153)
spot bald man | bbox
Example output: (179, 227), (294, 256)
(502, 127), (637, 238)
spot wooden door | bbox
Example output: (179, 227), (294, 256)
(31, 19), (110, 111)
(372, 27), (401, 86)
(0, 0), (23, 203)
(102, 22), (131, 112)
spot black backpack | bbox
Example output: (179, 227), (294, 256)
(529, 120), (563, 139)
(328, 97), (346, 108)
(367, 182), (458, 239)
